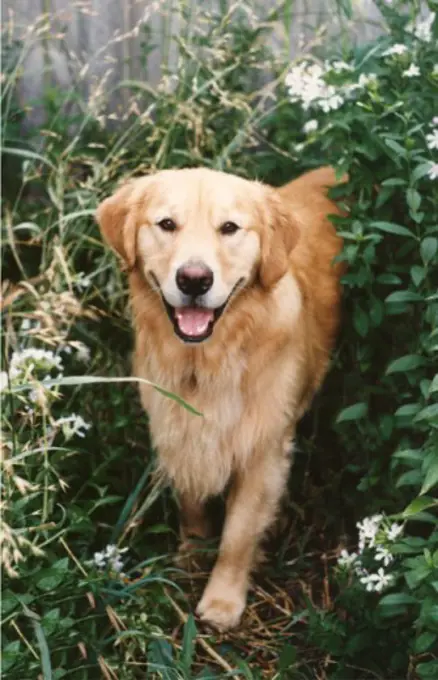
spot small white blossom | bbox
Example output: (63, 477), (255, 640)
(92, 544), (128, 573)
(407, 12), (435, 43)
(382, 44), (408, 57)
(53, 414), (91, 439)
(386, 522), (404, 541)
(427, 162), (438, 180)
(74, 343), (91, 363)
(360, 568), (393, 592)
(337, 549), (359, 568)
(93, 551), (106, 568)
(375, 546), (394, 567)
(432, 117), (438, 126)
(403, 63), (420, 78)
(8, 348), (64, 381)
(357, 73), (378, 88)
(357, 514), (383, 551)
(75, 272), (92, 291)
(426, 129), (438, 150)
(319, 93), (344, 112)
(433, 65), (438, 76)
(303, 119), (319, 134)
(330, 60), (354, 73)
(0, 371), (8, 392)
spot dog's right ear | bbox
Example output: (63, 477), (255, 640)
(96, 181), (139, 269)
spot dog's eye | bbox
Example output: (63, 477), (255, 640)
(219, 221), (240, 235)
(157, 218), (177, 232)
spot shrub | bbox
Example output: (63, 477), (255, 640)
(1, 0), (437, 678)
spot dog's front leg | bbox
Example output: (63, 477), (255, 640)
(196, 448), (291, 631)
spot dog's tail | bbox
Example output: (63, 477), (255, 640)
(288, 166), (349, 195)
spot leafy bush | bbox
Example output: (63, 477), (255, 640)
(1, 1), (437, 678)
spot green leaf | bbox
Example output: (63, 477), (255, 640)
(406, 188), (421, 213)
(415, 632), (437, 654)
(416, 660), (438, 679)
(23, 605), (52, 680)
(420, 237), (438, 264)
(384, 138), (407, 158)
(279, 643), (297, 670)
(415, 404), (438, 423)
(411, 265), (426, 287)
(396, 470), (423, 487)
(420, 459), (438, 495)
(181, 615), (197, 672)
(386, 354), (427, 375)
(353, 306), (369, 337)
(379, 593), (418, 607)
(429, 375), (438, 394)
(412, 162), (434, 182)
(402, 496), (438, 517)
(336, 402), (368, 423)
(394, 403), (421, 418)
(370, 221), (415, 238)
(377, 273), (402, 285)
(385, 291), (423, 303)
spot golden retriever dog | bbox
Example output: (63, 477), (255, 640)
(96, 166), (344, 631)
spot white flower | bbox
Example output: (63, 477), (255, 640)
(386, 522), (404, 541)
(360, 568), (393, 592)
(382, 44), (408, 57)
(432, 117), (438, 126)
(319, 93), (344, 112)
(303, 119), (319, 134)
(330, 60), (354, 73)
(433, 65), (438, 76)
(427, 162), (438, 180)
(53, 414), (91, 439)
(8, 348), (63, 381)
(357, 514), (383, 551)
(357, 73), (378, 88)
(93, 551), (106, 568)
(426, 129), (438, 150)
(375, 546), (394, 567)
(75, 272), (91, 291)
(407, 12), (436, 43)
(74, 342), (91, 363)
(403, 63), (420, 78)
(92, 544), (128, 572)
(0, 371), (8, 392)
(337, 549), (359, 568)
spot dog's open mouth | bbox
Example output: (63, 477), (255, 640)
(163, 301), (225, 343)
(150, 275), (245, 344)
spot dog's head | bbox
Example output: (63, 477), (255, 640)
(96, 168), (299, 343)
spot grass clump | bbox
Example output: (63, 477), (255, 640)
(1, 1), (437, 678)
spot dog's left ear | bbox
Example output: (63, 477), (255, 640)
(96, 180), (141, 269)
(258, 192), (300, 289)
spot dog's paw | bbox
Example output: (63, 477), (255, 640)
(196, 583), (246, 631)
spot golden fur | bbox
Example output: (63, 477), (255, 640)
(96, 166), (344, 631)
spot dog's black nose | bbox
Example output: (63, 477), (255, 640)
(176, 263), (214, 297)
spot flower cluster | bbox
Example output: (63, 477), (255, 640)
(338, 514), (404, 593)
(52, 414), (91, 439)
(7, 348), (63, 382)
(92, 544), (128, 573)
(285, 61), (358, 112)
(406, 11), (436, 43)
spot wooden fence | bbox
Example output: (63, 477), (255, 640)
(4, 0), (383, 127)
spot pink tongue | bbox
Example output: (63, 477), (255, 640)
(175, 307), (214, 336)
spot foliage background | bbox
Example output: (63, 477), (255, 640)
(1, 0), (437, 678)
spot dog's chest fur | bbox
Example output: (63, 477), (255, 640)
(135, 331), (299, 500)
